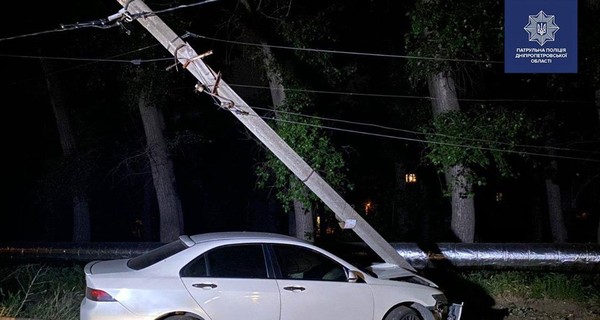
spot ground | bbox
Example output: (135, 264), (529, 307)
(492, 296), (600, 320)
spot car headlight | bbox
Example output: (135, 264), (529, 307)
(432, 294), (448, 319)
(432, 293), (448, 305)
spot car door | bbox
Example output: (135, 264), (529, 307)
(272, 244), (374, 320)
(180, 244), (280, 320)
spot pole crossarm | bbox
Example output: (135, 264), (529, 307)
(116, 0), (416, 272)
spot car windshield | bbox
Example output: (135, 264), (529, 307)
(127, 239), (188, 270)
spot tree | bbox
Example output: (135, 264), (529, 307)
(231, 0), (352, 241)
(136, 75), (184, 242)
(405, 0), (533, 242)
(428, 72), (476, 242)
(117, 27), (186, 242)
(40, 58), (91, 242)
(583, 0), (600, 244)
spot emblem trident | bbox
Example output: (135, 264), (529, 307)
(536, 22), (547, 35)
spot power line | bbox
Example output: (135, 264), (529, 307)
(0, 28), (73, 43)
(0, 48), (591, 105)
(2, 49), (594, 159)
(131, 0), (219, 16)
(3, 43), (166, 86)
(249, 105), (600, 157)
(0, 0), (595, 156)
(0, 53), (170, 65)
(249, 111), (600, 163)
(185, 32), (504, 64)
(0, 6), (500, 66)
(0, 1), (591, 106)
(0, 10), (126, 43)
(232, 83), (430, 101)
(0, 0), (219, 43)
(3, 49), (590, 106)
(229, 83), (592, 105)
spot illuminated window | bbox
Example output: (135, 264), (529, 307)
(495, 192), (503, 202)
(405, 173), (417, 184)
(364, 201), (373, 215)
(316, 216), (321, 236)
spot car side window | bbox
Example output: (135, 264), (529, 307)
(180, 244), (268, 279)
(272, 244), (347, 282)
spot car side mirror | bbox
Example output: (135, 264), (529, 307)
(347, 270), (361, 283)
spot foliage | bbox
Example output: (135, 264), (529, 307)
(251, 2), (353, 213)
(580, 2), (600, 87)
(404, 0), (518, 195)
(404, 0), (502, 83)
(256, 87), (351, 212)
(0, 264), (84, 320)
(279, 11), (343, 86)
(422, 107), (538, 187)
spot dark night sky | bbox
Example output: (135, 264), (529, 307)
(1, 0), (599, 243)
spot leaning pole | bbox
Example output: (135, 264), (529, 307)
(113, 0), (416, 271)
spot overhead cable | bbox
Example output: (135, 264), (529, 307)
(254, 113), (600, 163)
(184, 32), (503, 64)
(0, 0), (219, 43)
(249, 105), (600, 156)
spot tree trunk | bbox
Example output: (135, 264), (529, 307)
(428, 72), (460, 115)
(445, 165), (475, 242)
(239, 0), (316, 241)
(40, 58), (91, 242)
(530, 177), (545, 242)
(141, 176), (157, 241)
(428, 71), (476, 242)
(596, 89), (600, 244)
(293, 198), (315, 242)
(393, 163), (412, 237)
(544, 159), (567, 242)
(138, 83), (184, 242)
(261, 45), (286, 108)
(261, 41), (316, 241)
(72, 196), (91, 242)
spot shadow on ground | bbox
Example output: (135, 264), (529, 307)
(417, 241), (509, 320)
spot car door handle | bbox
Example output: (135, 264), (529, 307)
(283, 286), (306, 292)
(192, 283), (217, 289)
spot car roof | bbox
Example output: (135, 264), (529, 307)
(187, 231), (306, 245)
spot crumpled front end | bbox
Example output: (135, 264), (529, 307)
(367, 263), (463, 320)
(429, 293), (463, 320)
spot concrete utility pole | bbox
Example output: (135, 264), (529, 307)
(115, 0), (415, 271)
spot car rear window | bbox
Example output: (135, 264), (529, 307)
(127, 239), (188, 270)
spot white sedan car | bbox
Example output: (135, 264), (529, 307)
(80, 231), (461, 320)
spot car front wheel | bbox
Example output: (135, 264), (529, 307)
(384, 305), (423, 320)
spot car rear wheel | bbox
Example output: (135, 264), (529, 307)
(384, 305), (423, 320)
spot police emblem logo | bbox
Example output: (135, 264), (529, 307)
(524, 10), (560, 46)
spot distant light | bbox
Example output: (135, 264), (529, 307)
(495, 192), (503, 202)
(364, 201), (373, 215)
(576, 212), (589, 220)
(405, 173), (417, 184)
(316, 215), (321, 235)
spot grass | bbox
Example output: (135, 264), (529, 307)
(0, 263), (84, 320)
(0, 264), (598, 320)
(463, 270), (600, 302)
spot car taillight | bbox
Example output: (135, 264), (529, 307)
(86, 287), (116, 302)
